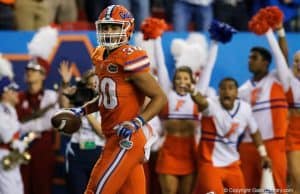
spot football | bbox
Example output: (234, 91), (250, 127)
(51, 110), (82, 134)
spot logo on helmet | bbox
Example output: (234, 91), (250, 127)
(119, 11), (133, 19)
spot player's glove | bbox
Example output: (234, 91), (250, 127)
(209, 20), (237, 43)
(67, 107), (85, 117)
(114, 116), (145, 138)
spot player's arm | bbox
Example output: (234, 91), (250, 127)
(113, 49), (167, 138)
(129, 72), (167, 122)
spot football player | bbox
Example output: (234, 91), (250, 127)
(67, 5), (167, 194)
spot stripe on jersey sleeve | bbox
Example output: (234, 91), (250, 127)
(124, 55), (150, 71)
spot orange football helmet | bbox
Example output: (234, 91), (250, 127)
(95, 5), (135, 50)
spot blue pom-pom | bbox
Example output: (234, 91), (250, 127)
(209, 20), (237, 43)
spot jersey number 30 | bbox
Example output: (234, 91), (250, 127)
(99, 78), (117, 109)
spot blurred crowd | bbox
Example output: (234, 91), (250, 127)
(1, 0), (300, 32)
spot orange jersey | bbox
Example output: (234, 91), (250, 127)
(94, 45), (150, 135)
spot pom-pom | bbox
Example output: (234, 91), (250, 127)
(28, 26), (58, 60)
(209, 20), (237, 43)
(141, 17), (168, 40)
(248, 6), (284, 35)
(170, 39), (187, 61)
(248, 14), (270, 35)
(174, 44), (206, 72)
(263, 6), (284, 29)
(171, 33), (208, 72)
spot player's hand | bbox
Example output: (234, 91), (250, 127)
(114, 121), (138, 138)
(114, 117), (144, 138)
(261, 156), (272, 169)
(66, 107), (85, 117)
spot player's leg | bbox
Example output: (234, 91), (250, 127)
(119, 164), (146, 194)
(178, 173), (196, 194)
(85, 131), (146, 194)
(159, 174), (179, 194)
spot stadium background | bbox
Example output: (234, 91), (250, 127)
(1, 31), (300, 90)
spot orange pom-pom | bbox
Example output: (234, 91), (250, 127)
(248, 15), (269, 35)
(141, 17), (168, 40)
(248, 6), (284, 35)
(264, 6), (284, 28)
